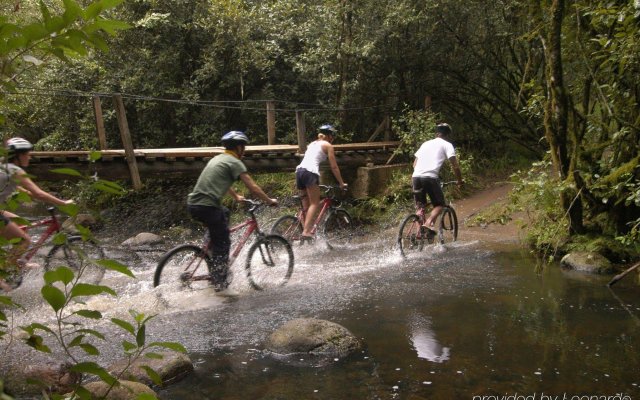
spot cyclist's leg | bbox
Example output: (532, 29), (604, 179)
(296, 169), (320, 238)
(188, 205), (231, 286)
(411, 177), (428, 216)
(0, 212), (31, 269)
(424, 179), (445, 228)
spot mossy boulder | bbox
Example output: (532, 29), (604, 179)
(82, 380), (155, 400)
(107, 351), (193, 387)
(561, 251), (614, 274)
(265, 318), (363, 363)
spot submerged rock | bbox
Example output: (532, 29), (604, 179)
(82, 380), (155, 400)
(107, 351), (193, 387)
(3, 361), (80, 397)
(61, 213), (100, 233)
(561, 251), (614, 274)
(121, 232), (164, 247)
(265, 318), (363, 363)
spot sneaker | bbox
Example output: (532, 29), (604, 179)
(300, 235), (315, 245)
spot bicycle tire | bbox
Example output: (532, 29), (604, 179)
(438, 207), (458, 244)
(154, 244), (211, 289)
(44, 236), (106, 285)
(398, 214), (429, 257)
(322, 208), (353, 246)
(245, 234), (294, 291)
(270, 215), (303, 242)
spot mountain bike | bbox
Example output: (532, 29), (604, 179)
(153, 199), (294, 291)
(1, 206), (106, 290)
(398, 181), (459, 257)
(270, 185), (352, 246)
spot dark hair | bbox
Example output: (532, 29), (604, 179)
(435, 123), (452, 136)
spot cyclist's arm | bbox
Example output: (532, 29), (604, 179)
(227, 187), (245, 202)
(238, 173), (277, 205)
(448, 156), (464, 187)
(16, 173), (73, 206)
(323, 143), (347, 188)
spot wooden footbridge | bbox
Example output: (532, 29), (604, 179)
(28, 141), (401, 186)
(25, 94), (401, 188)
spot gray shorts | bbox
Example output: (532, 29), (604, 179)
(296, 168), (320, 190)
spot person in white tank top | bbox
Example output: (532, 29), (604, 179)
(295, 124), (348, 241)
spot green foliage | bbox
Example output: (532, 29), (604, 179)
(0, 0), (130, 128)
(391, 106), (439, 160)
(507, 160), (569, 261)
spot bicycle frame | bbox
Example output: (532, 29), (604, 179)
(295, 197), (333, 236)
(293, 185), (340, 236)
(17, 208), (61, 261)
(202, 201), (263, 267)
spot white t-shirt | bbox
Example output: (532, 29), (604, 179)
(412, 137), (455, 178)
(296, 140), (328, 175)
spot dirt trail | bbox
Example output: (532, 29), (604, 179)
(453, 182), (525, 246)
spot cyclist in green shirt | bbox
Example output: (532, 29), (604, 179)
(187, 131), (277, 290)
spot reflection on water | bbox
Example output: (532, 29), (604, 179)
(409, 313), (450, 363)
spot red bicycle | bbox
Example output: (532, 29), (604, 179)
(153, 199), (294, 291)
(1, 206), (105, 290)
(397, 181), (459, 257)
(270, 184), (352, 246)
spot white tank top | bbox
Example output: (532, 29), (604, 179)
(296, 140), (328, 175)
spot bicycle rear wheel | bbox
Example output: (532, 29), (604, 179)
(270, 215), (303, 242)
(154, 244), (211, 290)
(438, 207), (458, 244)
(322, 208), (353, 247)
(398, 214), (428, 257)
(45, 236), (106, 285)
(245, 234), (294, 291)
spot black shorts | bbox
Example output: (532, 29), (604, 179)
(412, 176), (445, 208)
(296, 168), (319, 190)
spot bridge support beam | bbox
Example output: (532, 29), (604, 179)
(349, 163), (410, 199)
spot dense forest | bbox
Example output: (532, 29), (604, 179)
(1, 0), (639, 257)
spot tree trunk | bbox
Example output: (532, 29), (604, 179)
(546, 0), (584, 234)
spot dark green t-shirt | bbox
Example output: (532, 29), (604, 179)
(187, 153), (247, 207)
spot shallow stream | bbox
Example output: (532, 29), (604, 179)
(4, 215), (640, 400)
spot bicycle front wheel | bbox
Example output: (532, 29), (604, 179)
(398, 214), (427, 258)
(322, 209), (353, 246)
(270, 215), (303, 242)
(246, 235), (294, 291)
(45, 236), (106, 285)
(154, 245), (211, 290)
(438, 207), (458, 244)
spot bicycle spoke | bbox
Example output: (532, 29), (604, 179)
(246, 235), (293, 290)
(398, 214), (426, 257)
(154, 245), (211, 290)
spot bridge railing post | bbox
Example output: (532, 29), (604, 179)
(92, 95), (107, 150)
(266, 100), (276, 145)
(113, 94), (142, 190)
(295, 110), (306, 154)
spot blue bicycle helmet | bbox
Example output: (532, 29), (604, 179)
(221, 131), (249, 144)
(318, 124), (337, 136)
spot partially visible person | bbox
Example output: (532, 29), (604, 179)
(412, 123), (463, 232)
(187, 131), (277, 290)
(295, 124), (348, 242)
(0, 137), (75, 291)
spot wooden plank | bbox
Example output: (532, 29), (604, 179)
(113, 94), (142, 190)
(296, 110), (307, 153)
(266, 101), (276, 145)
(92, 95), (107, 150)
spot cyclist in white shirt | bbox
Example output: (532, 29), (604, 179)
(295, 124), (348, 242)
(412, 123), (463, 231)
